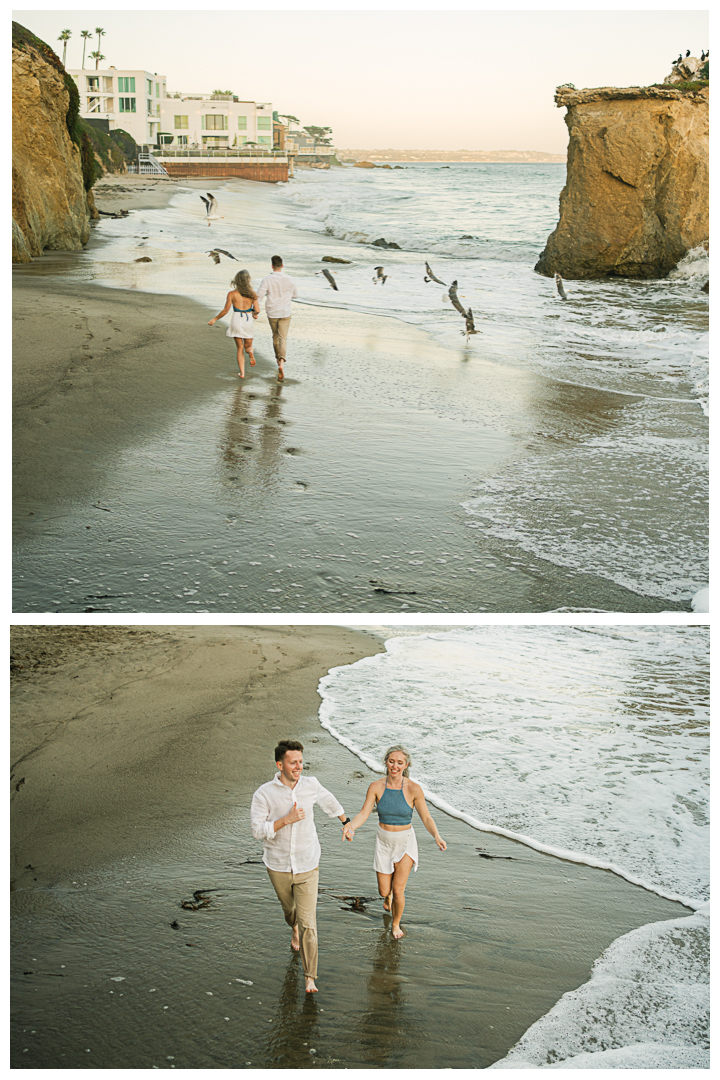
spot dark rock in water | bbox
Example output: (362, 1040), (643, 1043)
(701, 280), (709, 292)
(394, 166), (404, 169)
(322, 256), (352, 264)
(460, 235), (475, 240)
(372, 238), (402, 249)
(387, 241), (401, 249)
(134, 256), (152, 262)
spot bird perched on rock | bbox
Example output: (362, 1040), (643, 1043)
(424, 261), (446, 285)
(373, 266), (388, 284)
(199, 193), (219, 225)
(554, 273), (568, 300)
(686, 49), (690, 57)
(319, 267), (339, 290)
(207, 249), (237, 264)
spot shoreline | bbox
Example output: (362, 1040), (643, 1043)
(10, 625), (694, 1069)
(13, 250), (692, 612)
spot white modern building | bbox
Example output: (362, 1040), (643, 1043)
(66, 67), (166, 146)
(67, 67), (273, 152)
(159, 94), (274, 150)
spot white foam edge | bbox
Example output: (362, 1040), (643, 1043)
(318, 689), (704, 912)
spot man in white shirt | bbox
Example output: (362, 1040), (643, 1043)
(255, 256), (298, 382)
(250, 739), (351, 993)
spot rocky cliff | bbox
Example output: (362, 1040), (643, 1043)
(12, 22), (93, 263)
(535, 84), (708, 279)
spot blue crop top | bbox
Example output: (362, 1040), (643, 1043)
(376, 778), (413, 826)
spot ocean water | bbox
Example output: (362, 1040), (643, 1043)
(317, 625), (709, 1067)
(66, 164), (708, 608)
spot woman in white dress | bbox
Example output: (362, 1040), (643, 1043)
(342, 745), (447, 939)
(208, 270), (260, 378)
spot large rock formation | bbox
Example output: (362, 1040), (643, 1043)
(535, 84), (708, 279)
(12, 23), (92, 263)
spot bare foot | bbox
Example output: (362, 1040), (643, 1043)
(392, 924), (404, 939)
(237, 372), (244, 378)
(277, 362), (284, 382)
(291, 925), (300, 952)
(305, 976), (318, 994)
(383, 894), (392, 913)
(249, 356), (256, 366)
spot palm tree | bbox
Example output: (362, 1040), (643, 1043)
(80, 30), (92, 68)
(90, 51), (106, 70)
(95, 27), (105, 54)
(57, 29), (71, 67)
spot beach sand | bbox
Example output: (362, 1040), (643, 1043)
(11, 625), (692, 1069)
(13, 267), (686, 614)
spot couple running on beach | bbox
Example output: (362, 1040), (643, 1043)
(250, 739), (447, 994)
(208, 255), (297, 381)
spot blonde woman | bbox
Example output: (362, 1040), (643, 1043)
(208, 270), (259, 378)
(342, 745), (447, 939)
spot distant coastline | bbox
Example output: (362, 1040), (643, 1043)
(336, 148), (566, 163)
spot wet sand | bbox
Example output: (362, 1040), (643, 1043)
(13, 271), (687, 614)
(11, 626), (692, 1069)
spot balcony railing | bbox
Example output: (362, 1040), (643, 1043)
(152, 147), (287, 159)
(163, 93), (272, 106)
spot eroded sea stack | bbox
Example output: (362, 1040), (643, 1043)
(12, 22), (94, 263)
(536, 84), (708, 279)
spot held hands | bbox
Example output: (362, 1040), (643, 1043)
(286, 801), (305, 826)
(342, 823), (355, 842)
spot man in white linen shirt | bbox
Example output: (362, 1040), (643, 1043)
(255, 255), (298, 382)
(250, 738), (352, 993)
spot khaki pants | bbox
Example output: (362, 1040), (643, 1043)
(266, 866), (319, 978)
(268, 316), (291, 361)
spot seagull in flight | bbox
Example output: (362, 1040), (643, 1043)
(207, 249), (237, 264)
(200, 193), (219, 225)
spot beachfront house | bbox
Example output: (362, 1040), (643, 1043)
(158, 94), (273, 150)
(66, 67), (166, 146)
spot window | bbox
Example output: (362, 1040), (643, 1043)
(146, 79), (152, 95)
(118, 77), (135, 93)
(257, 135), (272, 146)
(203, 114), (227, 130)
(237, 115), (247, 130)
(176, 134), (187, 145)
(119, 97), (136, 113)
(236, 135), (247, 145)
(104, 98), (114, 113)
(87, 76), (99, 91)
(257, 116), (271, 130)
(174, 115), (189, 129)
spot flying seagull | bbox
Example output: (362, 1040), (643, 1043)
(448, 280), (467, 316)
(373, 266), (388, 284)
(319, 268), (339, 290)
(424, 261), (446, 285)
(207, 249), (237, 264)
(554, 273), (568, 300)
(199, 193), (219, 225)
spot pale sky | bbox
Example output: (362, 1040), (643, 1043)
(15, 5), (709, 152)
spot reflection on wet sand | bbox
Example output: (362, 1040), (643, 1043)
(355, 918), (421, 1067)
(220, 383), (286, 493)
(262, 954), (319, 1068)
